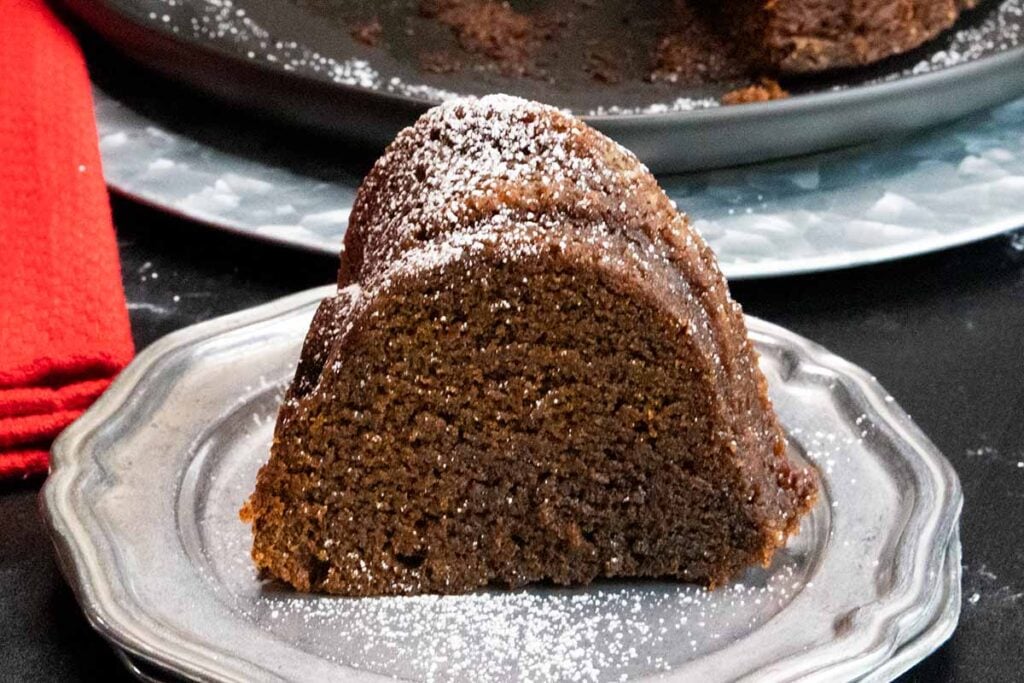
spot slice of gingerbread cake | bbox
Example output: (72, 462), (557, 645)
(242, 95), (817, 597)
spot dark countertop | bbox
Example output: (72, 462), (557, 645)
(2, 197), (1022, 682)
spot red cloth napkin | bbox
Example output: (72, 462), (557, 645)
(0, 0), (134, 480)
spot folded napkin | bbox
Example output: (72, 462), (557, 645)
(0, 0), (134, 479)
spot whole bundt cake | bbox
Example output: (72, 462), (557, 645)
(242, 95), (817, 597)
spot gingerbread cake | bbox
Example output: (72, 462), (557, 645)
(713, 0), (980, 73)
(242, 95), (817, 597)
(406, 0), (977, 81)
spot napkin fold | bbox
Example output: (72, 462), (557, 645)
(0, 0), (134, 479)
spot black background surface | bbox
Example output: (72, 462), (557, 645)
(2, 198), (1023, 682)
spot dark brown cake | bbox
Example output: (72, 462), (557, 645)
(709, 0), (979, 73)
(242, 95), (817, 597)
(407, 0), (976, 83)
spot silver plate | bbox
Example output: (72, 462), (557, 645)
(94, 83), (1024, 279)
(42, 287), (963, 682)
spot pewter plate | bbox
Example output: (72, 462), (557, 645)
(93, 78), (1024, 280)
(41, 287), (963, 682)
(61, 0), (1024, 171)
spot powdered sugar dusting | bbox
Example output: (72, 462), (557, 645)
(344, 95), (697, 284)
(145, 0), (464, 100)
(249, 567), (806, 682)
(868, 0), (1024, 81)
(587, 98), (721, 116)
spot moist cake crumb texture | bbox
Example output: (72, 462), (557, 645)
(243, 94), (817, 596)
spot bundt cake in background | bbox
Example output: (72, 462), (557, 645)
(713, 0), (980, 73)
(409, 0), (978, 84)
(242, 95), (817, 597)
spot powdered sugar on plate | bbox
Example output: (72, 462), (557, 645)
(145, 0), (464, 100)
(251, 566), (807, 682)
(884, 0), (1023, 79)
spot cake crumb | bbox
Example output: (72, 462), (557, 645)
(721, 78), (789, 106)
(419, 0), (554, 77)
(420, 50), (463, 74)
(586, 47), (622, 84)
(351, 18), (383, 48)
